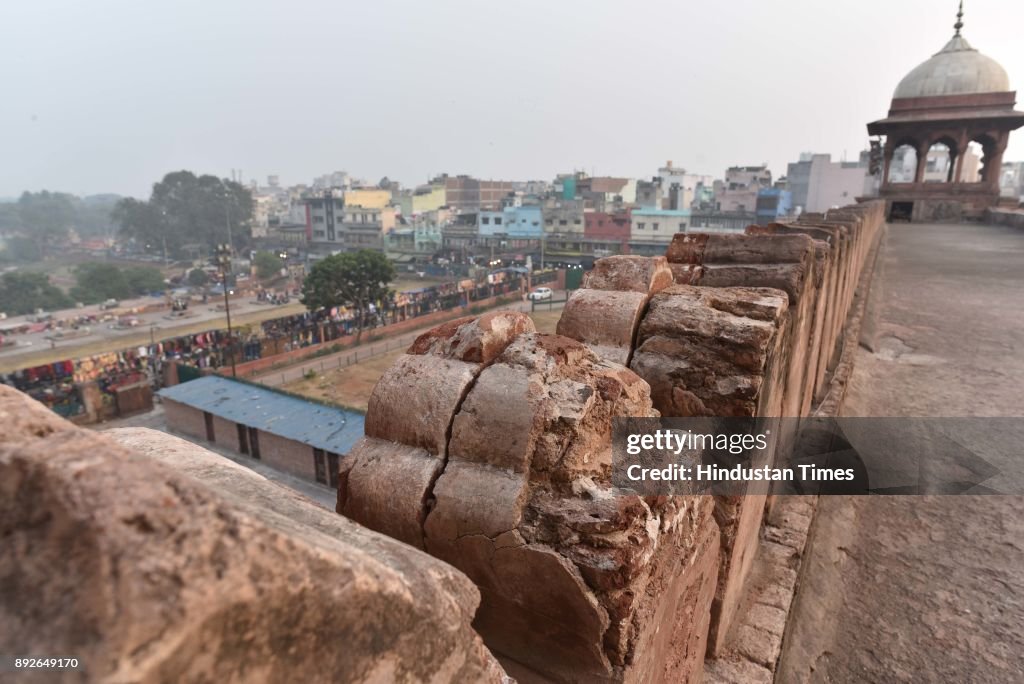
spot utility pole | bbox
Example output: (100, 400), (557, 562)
(160, 208), (168, 266)
(217, 242), (237, 378)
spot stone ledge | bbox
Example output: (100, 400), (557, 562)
(0, 386), (509, 683)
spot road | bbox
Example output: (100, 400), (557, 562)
(0, 293), (303, 372)
(781, 222), (1024, 683)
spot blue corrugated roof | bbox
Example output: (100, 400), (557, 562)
(159, 376), (365, 455)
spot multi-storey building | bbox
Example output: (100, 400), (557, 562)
(715, 166), (772, 213)
(441, 175), (515, 211)
(630, 208), (690, 253)
(755, 188), (794, 225)
(583, 209), (632, 255)
(656, 162), (714, 210)
(542, 200), (587, 236)
(786, 153), (877, 213)
(303, 191), (396, 253)
(343, 188), (391, 210)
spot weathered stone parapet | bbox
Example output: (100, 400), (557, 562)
(628, 284), (790, 656)
(0, 385), (509, 684)
(630, 285), (789, 418)
(557, 255), (673, 365)
(342, 322), (721, 683)
(338, 311), (534, 549)
(664, 232), (817, 419)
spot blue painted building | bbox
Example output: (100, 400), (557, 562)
(160, 375), (365, 488)
(755, 188), (794, 225)
(478, 206), (543, 238)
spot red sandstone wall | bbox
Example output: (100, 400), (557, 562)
(334, 200), (886, 681)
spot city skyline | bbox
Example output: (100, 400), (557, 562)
(3, 0), (1023, 198)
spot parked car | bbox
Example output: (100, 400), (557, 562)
(100, 298), (120, 310)
(528, 287), (553, 301)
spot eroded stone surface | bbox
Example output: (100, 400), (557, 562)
(336, 436), (443, 549)
(0, 387), (508, 684)
(421, 332), (719, 682)
(630, 285), (788, 417)
(408, 310), (535, 363)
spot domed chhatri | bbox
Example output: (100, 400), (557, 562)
(867, 2), (1024, 223)
(893, 34), (1010, 99)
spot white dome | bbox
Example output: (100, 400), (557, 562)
(893, 35), (1010, 99)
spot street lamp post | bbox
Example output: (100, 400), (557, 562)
(216, 243), (237, 377)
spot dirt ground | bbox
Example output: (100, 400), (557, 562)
(282, 308), (565, 410)
(781, 222), (1024, 683)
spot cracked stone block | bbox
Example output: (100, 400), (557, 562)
(424, 460), (529, 540)
(556, 288), (649, 365)
(420, 333), (720, 682)
(581, 254), (674, 294)
(0, 386), (509, 683)
(336, 436), (443, 549)
(667, 232), (817, 420)
(365, 354), (478, 456)
(343, 312), (536, 553)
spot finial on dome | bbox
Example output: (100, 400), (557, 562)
(954, 0), (964, 36)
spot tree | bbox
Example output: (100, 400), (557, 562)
(302, 250), (396, 342)
(16, 191), (76, 253)
(123, 266), (166, 294)
(0, 236), (42, 263)
(112, 171), (254, 259)
(71, 263), (131, 303)
(0, 272), (73, 316)
(0, 202), (22, 234)
(253, 251), (283, 280)
(187, 268), (209, 287)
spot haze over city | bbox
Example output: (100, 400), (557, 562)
(3, 0), (1023, 198)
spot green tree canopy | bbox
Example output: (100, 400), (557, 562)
(187, 268), (210, 287)
(301, 250), (395, 341)
(123, 266), (166, 294)
(0, 193), (120, 245)
(16, 191), (76, 251)
(70, 263), (130, 303)
(69, 263), (166, 303)
(0, 272), (73, 316)
(253, 251), (283, 280)
(113, 171), (254, 258)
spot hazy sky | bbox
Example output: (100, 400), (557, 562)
(2, 0), (1023, 198)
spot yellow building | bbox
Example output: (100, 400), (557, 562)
(399, 184), (447, 215)
(343, 188), (391, 209)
